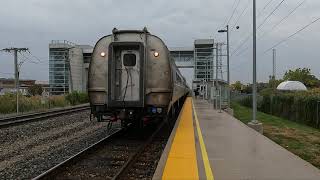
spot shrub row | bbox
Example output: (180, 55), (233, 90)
(0, 92), (88, 115)
(65, 91), (89, 105)
(237, 89), (320, 128)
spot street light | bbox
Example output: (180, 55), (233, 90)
(218, 25), (231, 109)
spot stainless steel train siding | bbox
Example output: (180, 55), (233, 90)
(88, 28), (189, 124)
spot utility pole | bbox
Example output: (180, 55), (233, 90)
(272, 49), (276, 79)
(2, 48), (28, 114)
(248, 0), (263, 134)
(252, 0), (257, 124)
(215, 43), (219, 109)
(218, 25), (237, 109)
(226, 25), (230, 108)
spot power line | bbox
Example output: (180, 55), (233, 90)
(231, 33), (252, 56)
(231, 0), (277, 49)
(257, 0), (286, 30)
(222, 0), (238, 27)
(18, 50), (48, 65)
(19, 52), (39, 65)
(231, 0), (251, 31)
(257, 0), (276, 18)
(233, 43), (251, 57)
(258, 0), (306, 41)
(1, 47), (28, 113)
(231, 0), (286, 56)
(27, 50), (45, 63)
(233, 0), (306, 57)
(225, 0), (241, 26)
(262, 17), (320, 54)
(233, 16), (319, 71)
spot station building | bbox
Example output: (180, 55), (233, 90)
(49, 40), (93, 95)
(170, 39), (228, 104)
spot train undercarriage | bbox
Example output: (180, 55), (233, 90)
(91, 95), (188, 128)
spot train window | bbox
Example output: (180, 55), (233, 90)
(123, 54), (136, 66)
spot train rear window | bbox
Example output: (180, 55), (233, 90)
(123, 54), (136, 66)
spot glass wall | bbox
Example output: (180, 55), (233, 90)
(194, 43), (214, 82)
(49, 48), (69, 95)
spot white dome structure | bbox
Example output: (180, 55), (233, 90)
(277, 81), (307, 91)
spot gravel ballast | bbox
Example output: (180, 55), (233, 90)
(0, 110), (120, 179)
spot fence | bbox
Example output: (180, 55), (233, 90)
(233, 91), (320, 129)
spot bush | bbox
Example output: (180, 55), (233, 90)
(65, 91), (89, 105)
(0, 93), (69, 114)
(256, 89), (320, 128)
(49, 95), (69, 108)
(0, 93), (16, 114)
(0, 92), (88, 115)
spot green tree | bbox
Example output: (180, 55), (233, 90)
(283, 68), (319, 88)
(27, 84), (43, 96)
(231, 81), (243, 91)
(242, 84), (252, 94)
(268, 76), (283, 89)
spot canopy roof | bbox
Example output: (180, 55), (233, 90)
(277, 81), (307, 91)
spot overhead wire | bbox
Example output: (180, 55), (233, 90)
(257, 0), (286, 30)
(231, 0), (286, 56)
(258, 0), (306, 41)
(231, 0), (251, 32)
(257, 0), (276, 18)
(27, 50), (44, 63)
(230, 0), (278, 51)
(232, 11), (319, 72)
(18, 52), (40, 65)
(225, 0), (241, 26)
(221, 0), (238, 27)
(262, 17), (320, 54)
(233, 0), (306, 57)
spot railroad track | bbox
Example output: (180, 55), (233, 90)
(32, 121), (171, 180)
(0, 104), (90, 128)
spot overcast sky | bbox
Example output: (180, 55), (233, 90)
(0, 0), (320, 85)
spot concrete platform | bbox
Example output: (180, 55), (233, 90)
(153, 98), (320, 180)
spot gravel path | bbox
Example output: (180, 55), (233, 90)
(0, 110), (120, 179)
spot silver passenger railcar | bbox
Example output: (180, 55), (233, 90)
(88, 27), (189, 127)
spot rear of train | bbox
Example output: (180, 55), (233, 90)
(88, 28), (181, 127)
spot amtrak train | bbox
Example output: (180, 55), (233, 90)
(88, 27), (190, 127)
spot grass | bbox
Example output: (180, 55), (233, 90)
(0, 94), (69, 115)
(232, 102), (320, 169)
(0, 92), (88, 115)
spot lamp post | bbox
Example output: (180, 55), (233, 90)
(218, 25), (236, 108)
(218, 26), (229, 108)
(248, 0), (263, 134)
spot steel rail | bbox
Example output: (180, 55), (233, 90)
(0, 104), (90, 128)
(33, 122), (166, 180)
(112, 121), (166, 180)
(32, 128), (124, 180)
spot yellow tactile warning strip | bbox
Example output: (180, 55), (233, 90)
(162, 97), (199, 180)
(192, 100), (214, 180)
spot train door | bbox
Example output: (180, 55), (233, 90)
(108, 42), (144, 108)
(120, 50), (140, 101)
